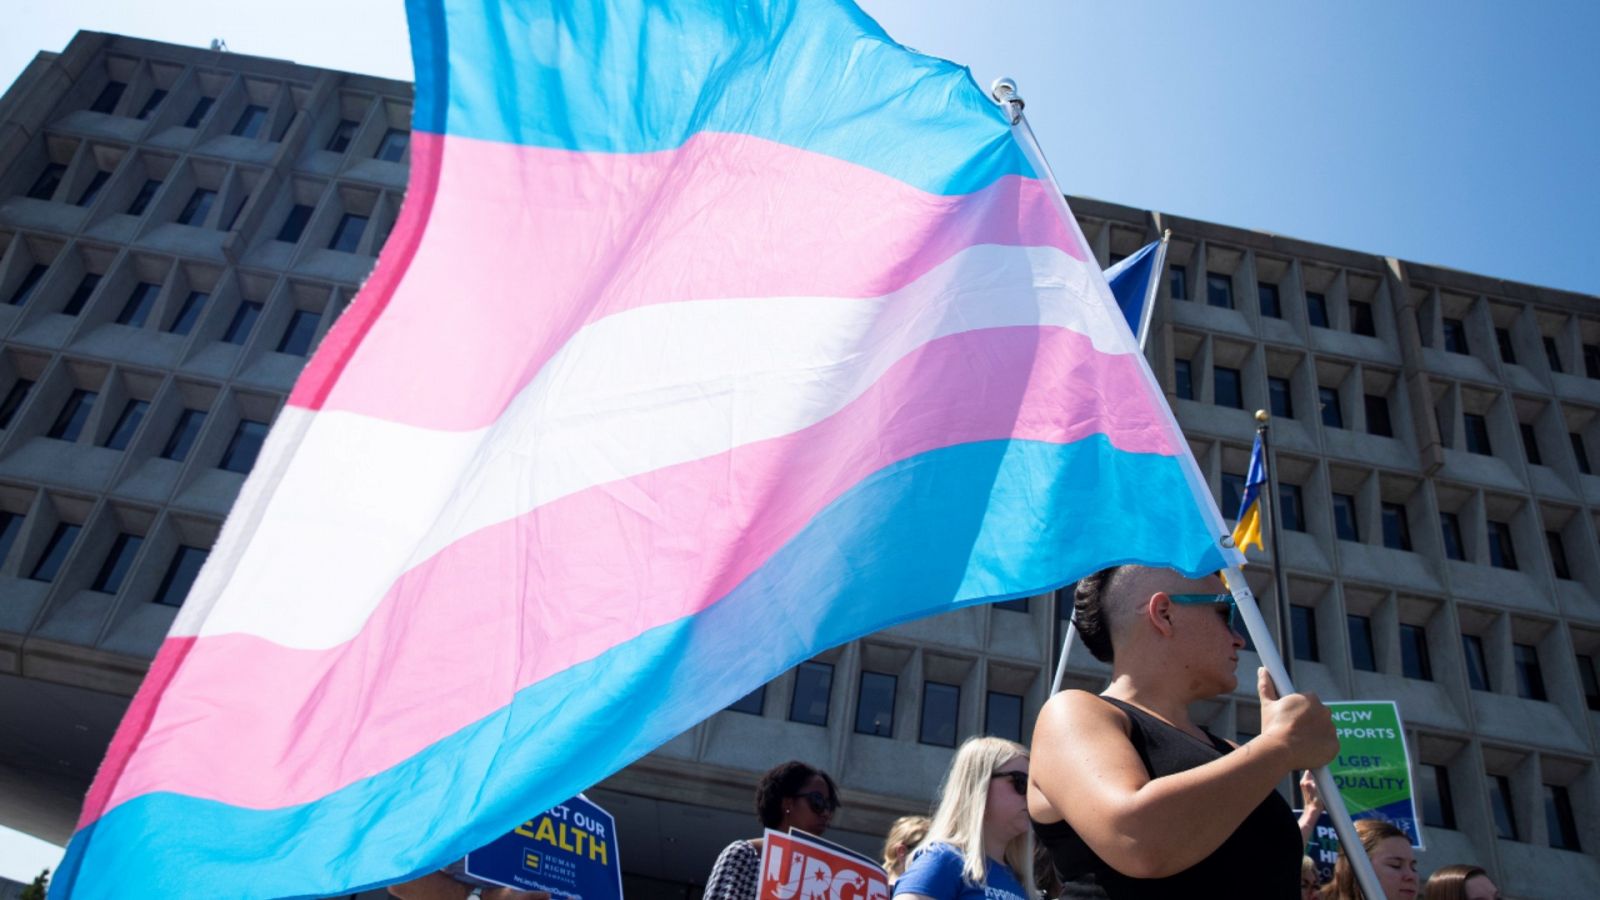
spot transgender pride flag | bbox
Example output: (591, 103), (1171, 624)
(55, 1), (1237, 896)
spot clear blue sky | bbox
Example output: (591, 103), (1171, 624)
(4, 1), (1597, 295)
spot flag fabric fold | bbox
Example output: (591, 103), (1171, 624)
(1232, 433), (1268, 553)
(54, 2), (1237, 896)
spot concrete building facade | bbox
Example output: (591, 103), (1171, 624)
(1, 31), (1597, 899)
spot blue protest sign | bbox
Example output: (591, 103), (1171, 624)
(465, 794), (622, 900)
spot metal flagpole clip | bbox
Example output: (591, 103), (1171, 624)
(990, 77), (1024, 124)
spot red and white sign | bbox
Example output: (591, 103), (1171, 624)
(758, 829), (890, 900)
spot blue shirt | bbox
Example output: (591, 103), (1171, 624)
(893, 842), (1030, 900)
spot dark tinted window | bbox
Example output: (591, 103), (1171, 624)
(102, 399), (149, 451)
(1462, 634), (1491, 691)
(1347, 614), (1377, 671)
(1399, 624), (1432, 680)
(1381, 503), (1412, 551)
(29, 523), (80, 582)
(1488, 774), (1519, 840)
(1463, 413), (1492, 455)
(1418, 764), (1456, 830)
(219, 419), (270, 474)
(7, 264), (48, 307)
(90, 80), (126, 114)
(1543, 337), (1563, 373)
(788, 660), (832, 725)
(1214, 366), (1242, 409)
(168, 291), (208, 336)
(161, 408), (207, 462)
(27, 162), (65, 200)
(1442, 318), (1469, 354)
(0, 511), (23, 564)
(1520, 423), (1542, 465)
(231, 104), (268, 139)
(91, 532), (143, 594)
(47, 389), (96, 441)
(276, 309), (323, 356)
(919, 681), (960, 747)
(1573, 433), (1593, 475)
(77, 170), (111, 207)
(152, 545), (209, 607)
(1332, 493), (1359, 542)
(63, 273), (100, 316)
(1487, 520), (1518, 570)
(1257, 283), (1280, 318)
(184, 96), (215, 128)
(1547, 531), (1571, 580)
(994, 597), (1028, 612)
(277, 204), (314, 243)
(1279, 483), (1304, 532)
(1586, 343), (1600, 379)
(1205, 272), (1233, 309)
(1514, 643), (1546, 700)
(1545, 784), (1582, 851)
(1578, 655), (1600, 712)
(1268, 377), (1293, 419)
(176, 188), (216, 226)
(1440, 513), (1466, 561)
(726, 684), (764, 715)
(1220, 471), (1246, 517)
(1496, 328), (1517, 364)
(986, 691), (1024, 743)
(1318, 386), (1342, 428)
(328, 213), (368, 253)
(1174, 359), (1193, 401)
(327, 119), (359, 152)
(126, 178), (161, 216)
(1349, 300), (1376, 336)
(1290, 604), (1318, 662)
(1168, 264), (1187, 301)
(1364, 394), (1392, 437)
(854, 671), (896, 737)
(0, 379), (33, 429)
(1306, 292), (1329, 328)
(222, 301), (263, 346)
(117, 282), (160, 327)
(135, 88), (167, 120)
(375, 128), (411, 162)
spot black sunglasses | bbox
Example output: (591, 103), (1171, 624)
(792, 790), (839, 815)
(991, 770), (1027, 796)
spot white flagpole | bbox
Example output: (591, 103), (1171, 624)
(991, 78), (1384, 900)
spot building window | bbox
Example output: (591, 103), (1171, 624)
(27, 162), (66, 200)
(1166, 264), (1189, 301)
(1306, 291), (1329, 328)
(6, 264), (48, 307)
(1174, 358), (1193, 401)
(231, 104), (269, 139)
(168, 291), (208, 336)
(1399, 624), (1432, 680)
(29, 522), (80, 582)
(1442, 318), (1469, 355)
(1257, 283), (1281, 318)
(47, 389), (97, 441)
(1332, 493), (1359, 542)
(77, 170), (111, 207)
(1573, 433), (1593, 475)
(1220, 471), (1246, 517)
(726, 685), (763, 715)
(1381, 503), (1412, 551)
(117, 282), (160, 327)
(126, 178), (161, 216)
(1585, 343), (1600, 379)
(853, 671), (896, 737)
(1578, 654), (1600, 712)
(1543, 337), (1563, 373)
(1279, 483), (1304, 532)
(1547, 531), (1571, 580)
(161, 408), (207, 462)
(327, 119), (359, 153)
(152, 545), (209, 607)
(1267, 376), (1293, 419)
(1440, 512), (1466, 561)
(1347, 614), (1377, 672)
(1545, 785), (1582, 851)
(62, 273), (100, 316)
(1462, 634), (1491, 691)
(1496, 328), (1517, 364)
(375, 128), (411, 162)
(176, 188), (216, 226)
(0, 379), (34, 429)
(1418, 764), (1456, 830)
(276, 309), (323, 356)
(1318, 386), (1342, 429)
(1519, 423), (1542, 465)
(328, 213), (369, 253)
(89, 80), (126, 114)
(183, 95), (215, 128)
(1462, 413), (1492, 455)
(1488, 774), (1519, 840)
(919, 681), (960, 747)
(222, 301), (263, 346)
(788, 660), (833, 725)
(102, 399), (150, 451)
(219, 419), (270, 474)
(135, 88), (167, 120)
(1214, 366), (1242, 409)
(91, 532), (143, 594)
(1513, 643), (1546, 701)
(994, 597), (1028, 612)
(0, 511), (23, 564)
(277, 204), (314, 243)
(1364, 394), (1392, 437)
(1205, 272), (1233, 309)
(1349, 300), (1376, 337)
(1487, 520), (1518, 570)
(985, 691), (1024, 743)
(1290, 604), (1318, 662)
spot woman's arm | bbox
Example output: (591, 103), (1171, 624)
(1296, 769), (1325, 846)
(1028, 671), (1336, 879)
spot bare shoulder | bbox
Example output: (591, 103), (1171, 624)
(1036, 690), (1129, 738)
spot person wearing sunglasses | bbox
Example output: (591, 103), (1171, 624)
(703, 760), (841, 900)
(894, 737), (1035, 900)
(1028, 565), (1338, 898)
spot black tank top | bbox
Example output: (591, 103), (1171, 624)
(1032, 696), (1301, 899)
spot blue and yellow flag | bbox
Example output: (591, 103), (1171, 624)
(1233, 434), (1267, 552)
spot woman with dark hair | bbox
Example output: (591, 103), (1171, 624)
(703, 760), (841, 900)
(1320, 819), (1417, 900)
(1422, 864), (1499, 900)
(1029, 565), (1337, 897)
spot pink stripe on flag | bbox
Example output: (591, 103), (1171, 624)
(288, 130), (1082, 430)
(96, 324), (1173, 818)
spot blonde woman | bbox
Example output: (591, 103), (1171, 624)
(893, 737), (1034, 900)
(881, 815), (932, 883)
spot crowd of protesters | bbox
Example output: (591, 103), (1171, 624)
(694, 565), (1505, 900)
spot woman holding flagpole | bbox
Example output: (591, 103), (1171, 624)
(1028, 565), (1337, 897)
